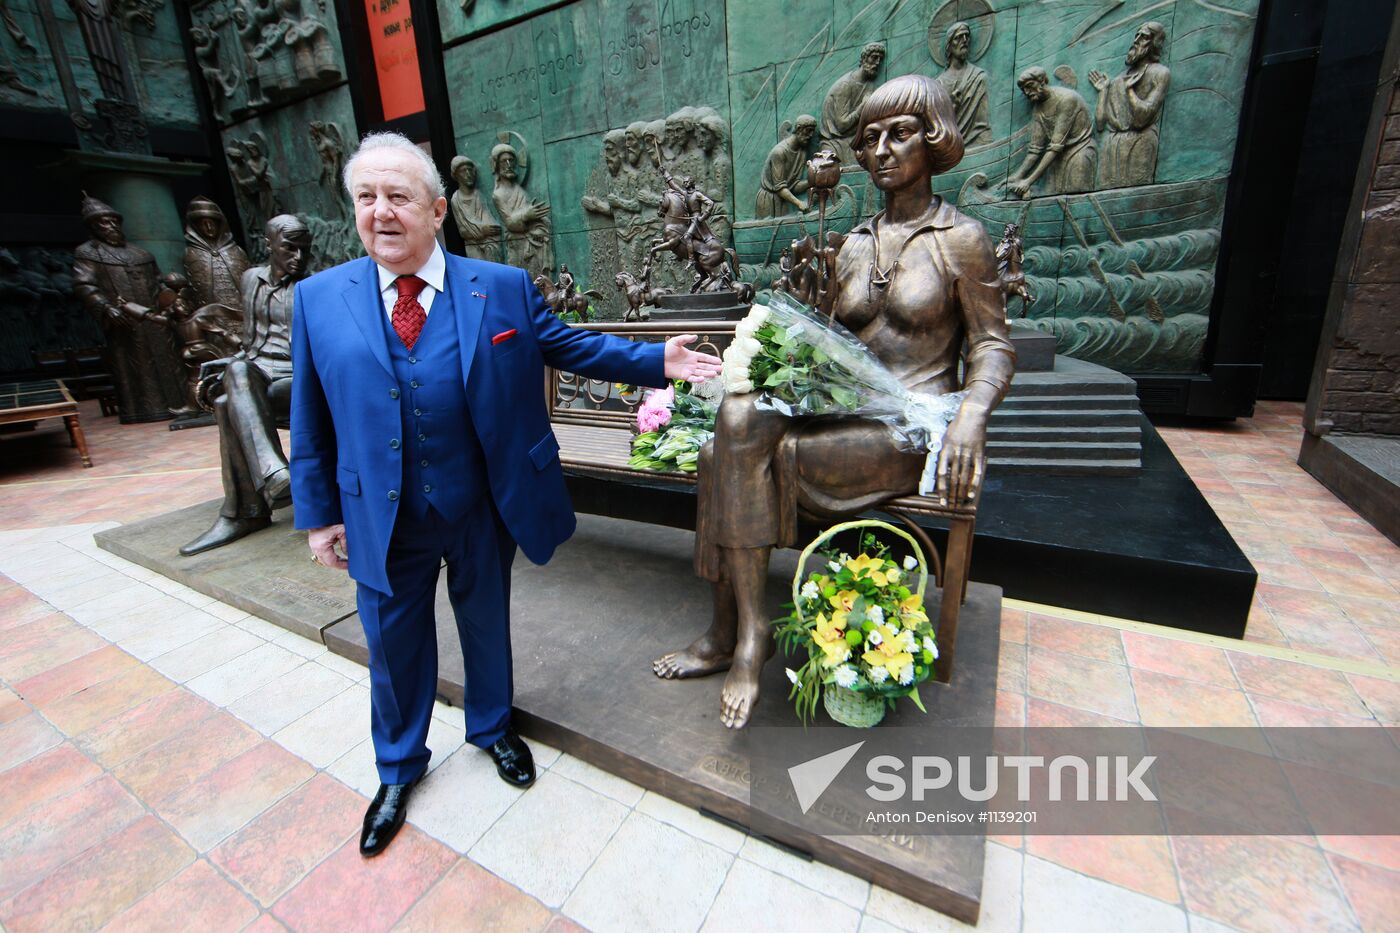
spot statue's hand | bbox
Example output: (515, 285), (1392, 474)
(1088, 69), (1108, 91)
(1006, 179), (1031, 199)
(308, 524), (349, 571)
(935, 414), (987, 508)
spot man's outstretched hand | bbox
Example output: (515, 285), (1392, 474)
(309, 524), (349, 571)
(663, 334), (722, 383)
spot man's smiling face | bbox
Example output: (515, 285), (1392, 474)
(351, 148), (446, 275)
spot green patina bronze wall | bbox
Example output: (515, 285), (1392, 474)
(187, 0), (361, 269)
(430, 0), (1259, 373)
(0, 0), (199, 128)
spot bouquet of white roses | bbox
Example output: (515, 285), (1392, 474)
(720, 291), (965, 494)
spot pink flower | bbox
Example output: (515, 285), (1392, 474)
(635, 386), (676, 433)
(636, 405), (671, 433)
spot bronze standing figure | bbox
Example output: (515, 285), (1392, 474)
(169, 197), (249, 418)
(71, 193), (187, 423)
(655, 75), (1016, 729)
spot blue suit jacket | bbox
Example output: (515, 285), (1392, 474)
(289, 253), (665, 595)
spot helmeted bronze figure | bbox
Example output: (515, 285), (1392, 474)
(181, 215), (311, 555)
(650, 160), (737, 293)
(655, 75), (1016, 729)
(169, 196), (249, 418)
(71, 192), (186, 423)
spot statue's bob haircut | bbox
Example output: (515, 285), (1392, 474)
(343, 131), (445, 199)
(854, 74), (964, 176)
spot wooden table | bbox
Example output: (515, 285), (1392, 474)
(0, 380), (93, 468)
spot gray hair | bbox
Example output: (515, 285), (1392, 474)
(343, 131), (445, 199)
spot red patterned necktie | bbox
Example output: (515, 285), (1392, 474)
(392, 274), (427, 349)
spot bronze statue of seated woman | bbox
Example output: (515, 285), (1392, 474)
(652, 74), (1016, 728)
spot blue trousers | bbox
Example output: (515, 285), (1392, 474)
(356, 496), (517, 784)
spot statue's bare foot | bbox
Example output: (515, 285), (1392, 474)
(719, 627), (773, 729)
(720, 662), (762, 729)
(652, 633), (732, 679)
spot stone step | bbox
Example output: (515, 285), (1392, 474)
(999, 394), (1140, 411)
(988, 456), (1143, 476)
(987, 424), (1142, 444)
(1007, 378), (1137, 398)
(991, 409), (1142, 428)
(987, 440), (1143, 460)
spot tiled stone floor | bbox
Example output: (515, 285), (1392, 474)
(0, 400), (1396, 932)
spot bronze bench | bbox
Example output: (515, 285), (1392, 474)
(547, 320), (982, 683)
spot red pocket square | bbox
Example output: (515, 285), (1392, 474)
(491, 329), (518, 345)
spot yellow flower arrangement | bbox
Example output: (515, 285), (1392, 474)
(775, 523), (939, 726)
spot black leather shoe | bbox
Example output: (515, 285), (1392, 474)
(487, 732), (536, 787)
(360, 775), (421, 857)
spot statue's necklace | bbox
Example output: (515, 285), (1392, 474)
(867, 220), (907, 308)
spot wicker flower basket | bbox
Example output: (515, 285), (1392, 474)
(792, 519), (931, 729)
(823, 684), (887, 728)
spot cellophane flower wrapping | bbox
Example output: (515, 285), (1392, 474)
(721, 291), (965, 495)
(628, 382), (718, 473)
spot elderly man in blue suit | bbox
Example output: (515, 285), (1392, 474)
(290, 132), (721, 857)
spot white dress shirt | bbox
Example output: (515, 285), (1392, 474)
(376, 242), (446, 320)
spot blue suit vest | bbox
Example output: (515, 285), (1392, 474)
(383, 293), (487, 522)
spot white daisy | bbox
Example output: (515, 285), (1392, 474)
(922, 636), (936, 655)
(801, 580), (819, 600)
(897, 664), (915, 685)
(869, 605), (884, 626)
(902, 555), (918, 571)
(833, 665), (858, 688)
(868, 629), (883, 647)
(828, 560), (842, 572)
(870, 666), (889, 684)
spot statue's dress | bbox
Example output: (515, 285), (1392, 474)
(695, 197), (1015, 579)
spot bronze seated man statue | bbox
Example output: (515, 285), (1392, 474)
(653, 74), (1016, 728)
(182, 215), (312, 556)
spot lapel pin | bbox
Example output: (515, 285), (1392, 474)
(471, 290), (487, 299)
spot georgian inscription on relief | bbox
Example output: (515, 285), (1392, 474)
(605, 2), (715, 76)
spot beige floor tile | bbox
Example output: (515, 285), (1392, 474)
(566, 812), (731, 933)
(550, 754), (645, 807)
(469, 771), (630, 908)
(702, 859), (860, 933)
(635, 791), (747, 854)
(1022, 854), (1187, 933)
(407, 744), (529, 852)
(147, 626), (264, 683)
(225, 662), (355, 736)
(737, 835), (870, 910)
(865, 842), (1023, 932)
(271, 683), (371, 767)
(185, 642), (305, 707)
